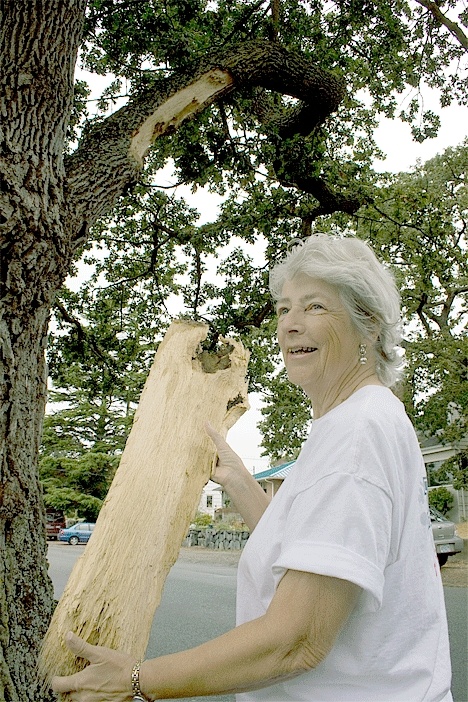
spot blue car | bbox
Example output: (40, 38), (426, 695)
(58, 522), (96, 545)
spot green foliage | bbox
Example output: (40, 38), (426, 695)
(258, 369), (312, 461)
(428, 486), (454, 515)
(353, 141), (468, 447)
(43, 487), (103, 522)
(40, 451), (118, 521)
(439, 452), (468, 490)
(192, 511), (213, 527)
(46, 2), (468, 475)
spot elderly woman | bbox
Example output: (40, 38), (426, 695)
(52, 235), (453, 702)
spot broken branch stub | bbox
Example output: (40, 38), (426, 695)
(39, 320), (249, 694)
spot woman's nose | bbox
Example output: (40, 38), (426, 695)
(283, 308), (305, 333)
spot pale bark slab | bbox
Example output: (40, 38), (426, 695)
(39, 320), (249, 690)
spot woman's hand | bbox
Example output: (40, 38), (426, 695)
(205, 423), (246, 488)
(51, 632), (135, 701)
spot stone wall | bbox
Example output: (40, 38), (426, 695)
(183, 527), (250, 550)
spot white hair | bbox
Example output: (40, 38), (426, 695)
(269, 235), (403, 387)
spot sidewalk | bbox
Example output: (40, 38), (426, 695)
(440, 522), (468, 588)
(178, 530), (468, 588)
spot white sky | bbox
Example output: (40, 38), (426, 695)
(73, 68), (468, 472)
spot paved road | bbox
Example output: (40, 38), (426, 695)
(445, 587), (468, 702)
(148, 558), (237, 702)
(48, 543), (467, 702)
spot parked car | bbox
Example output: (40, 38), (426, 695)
(46, 511), (66, 540)
(58, 522), (96, 545)
(430, 506), (464, 566)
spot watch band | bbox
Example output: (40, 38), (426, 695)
(131, 660), (149, 701)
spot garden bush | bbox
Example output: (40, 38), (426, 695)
(428, 486), (454, 515)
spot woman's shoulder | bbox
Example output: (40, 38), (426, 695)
(350, 385), (403, 416)
(308, 385), (414, 452)
(316, 385), (404, 428)
(297, 386), (418, 490)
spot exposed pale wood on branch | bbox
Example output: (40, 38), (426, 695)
(130, 69), (234, 163)
(39, 320), (249, 695)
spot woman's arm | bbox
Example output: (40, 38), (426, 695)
(52, 569), (360, 700)
(206, 424), (270, 531)
(141, 568), (359, 699)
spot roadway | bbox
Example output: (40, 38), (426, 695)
(48, 543), (467, 702)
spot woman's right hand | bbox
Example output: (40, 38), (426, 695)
(205, 423), (247, 487)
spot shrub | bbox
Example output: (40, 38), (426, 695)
(428, 486), (454, 515)
(192, 511), (213, 527)
(215, 516), (247, 531)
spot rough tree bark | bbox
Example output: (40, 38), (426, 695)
(0, 3), (346, 698)
(0, 3), (87, 700)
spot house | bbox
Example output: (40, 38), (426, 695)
(197, 481), (223, 519)
(253, 461), (295, 499)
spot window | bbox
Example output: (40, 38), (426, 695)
(207, 495), (213, 507)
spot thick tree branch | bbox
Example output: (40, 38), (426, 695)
(414, 0), (468, 50)
(65, 40), (346, 249)
(415, 292), (434, 337)
(288, 176), (365, 217)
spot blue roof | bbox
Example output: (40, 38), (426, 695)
(254, 460), (296, 481)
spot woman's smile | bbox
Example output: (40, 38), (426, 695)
(287, 346), (318, 356)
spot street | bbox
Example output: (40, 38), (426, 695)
(48, 543), (467, 702)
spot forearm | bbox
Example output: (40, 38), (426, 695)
(222, 468), (270, 531)
(140, 614), (304, 700)
(140, 570), (358, 700)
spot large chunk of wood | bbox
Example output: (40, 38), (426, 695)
(39, 320), (249, 691)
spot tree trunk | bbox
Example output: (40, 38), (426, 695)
(0, 2), (86, 699)
(39, 321), (249, 695)
(0, 308), (57, 702)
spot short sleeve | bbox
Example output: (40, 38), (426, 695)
(271, 473), (393, 611)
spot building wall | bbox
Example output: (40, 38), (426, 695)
(198, 483), (223, 519)
(258, 478), (283, 500)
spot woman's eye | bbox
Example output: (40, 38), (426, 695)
(306, 303), (323, 311)
(277, 307), (289, 316)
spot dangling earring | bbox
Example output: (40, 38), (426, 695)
(359, 343), (368, 365)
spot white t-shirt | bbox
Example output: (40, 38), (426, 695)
(236, 386), (452, 702)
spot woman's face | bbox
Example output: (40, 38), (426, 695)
(276, 273), (364, 402)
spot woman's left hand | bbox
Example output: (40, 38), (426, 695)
(51, 631), (136, 701)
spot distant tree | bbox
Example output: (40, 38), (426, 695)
(355, 142), (467, 451)
(40, 453), (113, 521)
(439, 451), (468, 490)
